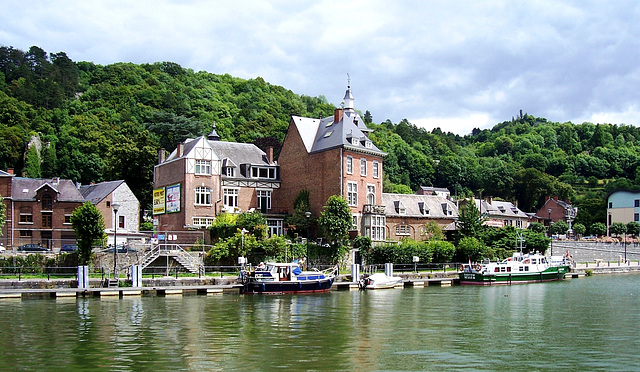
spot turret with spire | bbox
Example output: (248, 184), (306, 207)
(208, 121), (220, 141)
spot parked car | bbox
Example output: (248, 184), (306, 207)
(103, 245), (136, 253)
(18, 243), (48, 252)
(61, 244), (78, 252)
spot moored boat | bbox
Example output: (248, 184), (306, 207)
(359, 273), (403, 289)
(459, 252), (571, 285)
(240, 262), (338, 294)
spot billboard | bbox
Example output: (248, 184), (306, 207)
(166, 184), (181, 213)
(153, 187), (165, 215)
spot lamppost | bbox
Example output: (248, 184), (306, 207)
(112, 203), (120, 279)
(305, 211), (311, 270)
(548, 208), (553, 256)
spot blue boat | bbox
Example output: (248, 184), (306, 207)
(240, 262), (337, 294)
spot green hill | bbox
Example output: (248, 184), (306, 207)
(2, 45), (638, 233)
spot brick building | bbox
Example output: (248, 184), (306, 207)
(382, 193), (458, 241)
(153, 124), (284, 240)
(274, 86), (387, 241)
(0, 170), (84, 250)
(534, 196), (577, 230)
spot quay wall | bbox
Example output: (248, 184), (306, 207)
(551, 241), (640, 263)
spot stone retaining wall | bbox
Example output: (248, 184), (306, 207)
(550, 241), (640, 262)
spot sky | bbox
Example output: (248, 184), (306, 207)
(2, 0), (640, 135)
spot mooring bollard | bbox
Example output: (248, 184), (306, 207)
(385, 263), (393, 277)
(351, 264), (360, 283)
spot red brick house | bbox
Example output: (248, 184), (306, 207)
(153, 124), (284, 239)
(0, 170), (84, 250)
(534, 196), (577, 230)
(274, 86), (387, 241)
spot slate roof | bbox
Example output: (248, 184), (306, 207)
(11, 177), (84, 202)
(382, 193), (458, 219)
(80, 180), (125, 204)
(290, 87), (385, 156)
(476, 199), (528, 219)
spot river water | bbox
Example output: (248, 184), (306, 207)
(1, 274), (639, 371)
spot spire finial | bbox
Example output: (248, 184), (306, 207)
(208, 121), (220, 141)
(347, 73), (350, 88)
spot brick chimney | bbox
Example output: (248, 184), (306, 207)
(158, 149), (166, 164)
(6, 168), (13, 175)
(177, 143), (184, 157)
(266, 146), (274, 164)
(334, 108), (343, 123)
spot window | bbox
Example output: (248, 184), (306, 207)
(267, 219), (283, 237)
(609, 202), (613, 208)
(195, 160), (211, 175)
(257, 190), (272, 211)
(195, 186), (211, 205)
(346, 156), (353, 174)
(41, 194), (53, 210)
(396, 225), (410, 236)
(225, 167), (235, 177)
(251, 167), (276, 179)
(367, 184), (375, 205)
(118, 215), (125, 229)
(20, 230), (32, 237)
(635, 199), (639, 208)
(360, 158), (367, 176)
(352, 216), (358, 230)
(42, 213), (52, 228)
(351, 137), (359, 146)
(347, 182), (358, 206)
(373, 161), (379, 178)
(193, 217), (215, 227)
(635, 213), (639, 222)
(365, 141), (373, 149)
(223, 188), (238, 208)
(371, 215), (385, 241)
(19, 214), (33, 224)
(64, 214), (72, 224)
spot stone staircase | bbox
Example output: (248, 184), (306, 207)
(138, 244), (203, 275)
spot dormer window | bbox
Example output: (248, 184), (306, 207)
(351, 138), (359, 146)
(365, 141), (373, 149)
(41, 194), (53, 210)
(225, 167), (235, 177)
(419, 202), (430, 215)
(251, 166), (276, 179)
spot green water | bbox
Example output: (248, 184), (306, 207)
(1, 274), (639, 371)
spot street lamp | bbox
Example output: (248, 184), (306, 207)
(548, 208), (553, 256)
(112, 203), (120, 279)
(305, 211), (311, 270)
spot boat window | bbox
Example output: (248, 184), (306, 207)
(519, 266), (524, 272)
(507, 267), (511, 272)
(525, 266), (529, 271)
(495, 268), (499, 272)
(531, 259), (537, 264)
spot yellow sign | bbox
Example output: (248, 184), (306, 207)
(153, 187), (166, 215)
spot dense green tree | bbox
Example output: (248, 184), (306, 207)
(71, 201), (105, 265)
(455, 201), (485, 242)
(550, 220), (569, 235)
(626, 222), (640, 237)
(591, 222), (607, 236)
(573, 223), (586, 237)
(318, 195), (352, 245)
(456, 236), (486, 262)
(610, 222), (627, 237)
(22, 145), (41, 178)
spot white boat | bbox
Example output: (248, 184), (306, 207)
(459, 251), (571, 285)
(359, 273), (403, 289)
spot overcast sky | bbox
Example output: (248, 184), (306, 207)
(2, 0), (640, 135)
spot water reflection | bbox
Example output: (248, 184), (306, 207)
(1, 276), (640, 371)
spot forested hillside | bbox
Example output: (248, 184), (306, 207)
(2, 45), (639, 234)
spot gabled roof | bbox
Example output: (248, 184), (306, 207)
(11, 177), (84, 202)
(382, 193), (458, 218)
(476, 199), (528, 219)
(0, 170), (13, 177)
(208, 140), (268, 166)
(80, 180), (125, 205)
(290, 87), (385, 156)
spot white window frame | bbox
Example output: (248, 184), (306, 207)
(225, 167), (235, 177)
(223, 188), (239, 209)
(267, 219), (283, 237)
(251, 167), (276, 179)
(346, 156), (353, 174)
(347, 181), (358, 206)
(396, 225), (410, 236)
(366, 184), (376, 205)
(360, 158), (367, 176)
(193, 217), (215, 227)
(257, 189), (272, 211)
(372, 161), (379, 178)
(195, 186), (211, 205)
(195, 159), (211, 175)
(370, 215), (385, 241)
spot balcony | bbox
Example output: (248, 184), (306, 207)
(363, 204), (385, 215)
